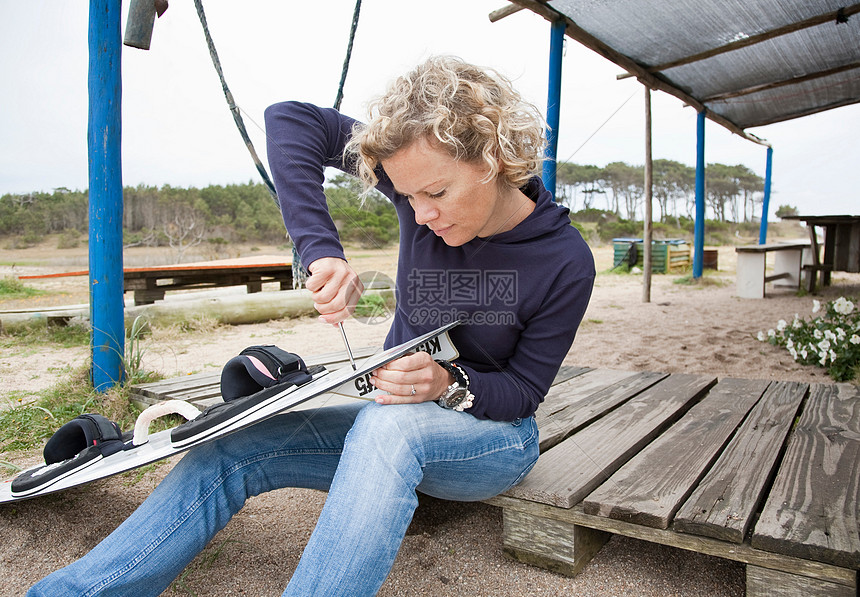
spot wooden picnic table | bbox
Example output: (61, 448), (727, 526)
(132, 357), (859, 596)
(782, 214), (860, 292)
(19, 255), (293, 305)
(735, 242), (810, 298)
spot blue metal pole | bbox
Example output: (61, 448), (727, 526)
(88, 0), (125, 391)
(693, 111), (706, 279)
(542, 19), (566, 201)
(758, 146), (773, 244)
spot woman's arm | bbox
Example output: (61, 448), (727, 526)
(462, 270), (595, 421)
(264, 101), (358, 269)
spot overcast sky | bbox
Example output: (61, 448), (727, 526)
(2, 1), (858, 219)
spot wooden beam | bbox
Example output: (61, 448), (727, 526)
(487, 496), (858, 587)
(642, 86), (652, 303)
(742, 95), (860, 128)
(488, 3), (525, 23)
(703, 61), (860, 102)
(647, 4), (860, 73)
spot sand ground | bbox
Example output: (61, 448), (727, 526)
(1, 241), (857, 596)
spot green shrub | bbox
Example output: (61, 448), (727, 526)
(572, 208), (615, 223)
(57, 229), (80, 249)
(0, 277), (43, 300)
(597, 219), (640, 242)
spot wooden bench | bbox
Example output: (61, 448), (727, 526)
(487, 370), (859, 596)
(19, 255), (294, 306)
(131, 363), (859, 595)
(782, 214), (860, 292)
(735, 242), (810, 299)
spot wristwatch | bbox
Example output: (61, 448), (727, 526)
(435, 360), (474, 411)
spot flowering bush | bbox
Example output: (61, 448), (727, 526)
(757, 296), (860, 382)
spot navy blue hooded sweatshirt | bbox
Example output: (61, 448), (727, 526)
(265, 101), (595, 421)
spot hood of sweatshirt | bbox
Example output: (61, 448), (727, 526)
(466, 176), (572, 248)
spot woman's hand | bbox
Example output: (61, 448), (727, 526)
(306, 257), (364, 324)
(370, 352), (454, 405)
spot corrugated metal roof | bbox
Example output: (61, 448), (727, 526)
(514, 0), (860, 143)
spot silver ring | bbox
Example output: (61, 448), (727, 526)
(410, 384), (416, 396)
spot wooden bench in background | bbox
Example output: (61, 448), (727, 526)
(20, 255), (294, 306)
(735, 242), (811, 299)
(131, 361), (859, 596)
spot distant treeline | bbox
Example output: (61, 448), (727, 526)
(0, 175), (399, 253)
(1, 159), (780, 253)
(555, 159), (766, 223)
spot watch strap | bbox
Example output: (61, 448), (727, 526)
(435, 360), (468, 388)
(435, 360), (473, 411)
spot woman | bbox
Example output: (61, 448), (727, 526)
(29, 56), (594, 596)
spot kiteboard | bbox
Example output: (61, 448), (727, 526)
(0, 321), (459, 503)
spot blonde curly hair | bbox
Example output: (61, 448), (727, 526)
(347, 56), (546, 192)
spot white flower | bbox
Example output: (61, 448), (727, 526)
(777, 319), (787, 332)
(793, 315), (802, 329)
(800, 348), (808, 359)
(768, 329), (776, 338)
(829, 349), (837, 362)
(756, 331), (765, 342)
(818, 338), (831, 351)
(812, 300), (821, 313)
(824, 329), (836, 342)
(786, 338), (794, 350)
(819, 353), (828, 366)
(789, 347), (798, 360)
(850, 334), (860, 345)
(833, 297), (855, 315)
(814, 329), (823, 340)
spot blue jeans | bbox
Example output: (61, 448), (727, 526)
(28, 400), (539, 597)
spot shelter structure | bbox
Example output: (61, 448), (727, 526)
(503, 0), (860, 276)
(86, 1), (859, 388)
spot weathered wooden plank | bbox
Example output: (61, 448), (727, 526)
(161, 386), (224, 402)
(674, 381), (808, 543)
(505, 373), (716, 508)
(501, 508), (610, 577)
(582, 378), (770, 528)
(747, 564), (856, 597)
(536, 369), (666, 450)
(751, 383), (860, 569)
(133, 370), (219, 393)
(131, 377), (222, 404)
(550, 365), (591, 386)
(486, 495), (857, 588)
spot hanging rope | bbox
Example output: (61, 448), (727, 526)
(193, 0), (310, 288)
(193, 0), (278, 202)
(334, 0), (363, 111)
(193, 1), (362, 289)
(559, 89), (638, 165)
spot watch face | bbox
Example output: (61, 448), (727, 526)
(443, 388), (469, 408)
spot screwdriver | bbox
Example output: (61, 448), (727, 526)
(338, 321), (357, 370)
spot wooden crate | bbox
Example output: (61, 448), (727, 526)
(612, 239), (690, 273)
